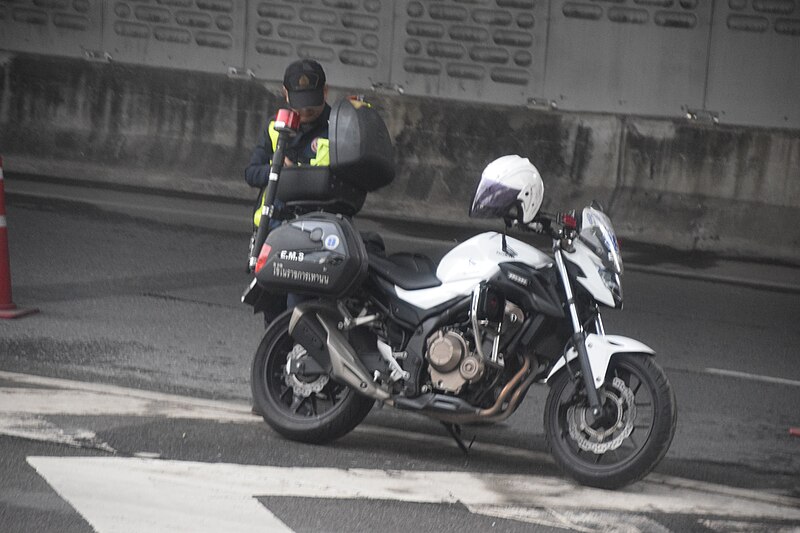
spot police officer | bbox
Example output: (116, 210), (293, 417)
(245, 58), (331, 229)
(244, 59), (331, 325)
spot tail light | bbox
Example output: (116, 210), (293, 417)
(255, 243), (272, 274)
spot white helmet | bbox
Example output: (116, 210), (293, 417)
(469, 155), (544, 224)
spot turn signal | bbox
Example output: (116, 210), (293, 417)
(255, 243), (272, 274)
(561, 212), (577, 230)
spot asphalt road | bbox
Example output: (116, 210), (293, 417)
(1, 179), (799, 532)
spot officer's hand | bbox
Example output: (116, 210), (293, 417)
(283, 157), (294, 167)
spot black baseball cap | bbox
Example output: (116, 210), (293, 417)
(283, 59), (326, 109)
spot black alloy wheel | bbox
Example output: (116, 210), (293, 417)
(251, 310), (374, 444)
(544, 353), (677, 489)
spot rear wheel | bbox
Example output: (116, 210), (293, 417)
(544, 354), (677, 489)
(251, 310), (374, 444)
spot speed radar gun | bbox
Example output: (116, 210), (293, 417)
(247, 108), (301, 273)
(242, 98), (677, 490)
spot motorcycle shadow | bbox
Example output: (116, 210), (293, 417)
(324, 419), (560, 478)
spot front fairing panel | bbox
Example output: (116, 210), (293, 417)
(563, 240), (617, 308)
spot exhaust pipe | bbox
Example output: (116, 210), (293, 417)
(422, 355), (534, 424)
(289, 305), (390, 402)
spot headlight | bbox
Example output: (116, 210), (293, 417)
(599, 269), (623, 308)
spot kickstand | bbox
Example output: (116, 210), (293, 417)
(442, 423), (475, 457)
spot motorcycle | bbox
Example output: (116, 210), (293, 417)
(243, 99), (677, 489)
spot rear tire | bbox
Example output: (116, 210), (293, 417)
(544, 354), (677, 489)
(251, 310), (374, 444)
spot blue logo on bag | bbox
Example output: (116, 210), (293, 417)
(324, 235), (340, 250)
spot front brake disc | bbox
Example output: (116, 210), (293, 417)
(566, 377), (636, 454)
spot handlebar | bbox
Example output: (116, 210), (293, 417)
(519, 211), (579, 246)
(521, 212), (557, 237)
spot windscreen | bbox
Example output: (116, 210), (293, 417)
(579, 207), (623, 274)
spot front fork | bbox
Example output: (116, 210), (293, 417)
(553, 246), (604, 415)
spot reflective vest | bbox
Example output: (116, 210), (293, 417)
(253, 120), (330, 227)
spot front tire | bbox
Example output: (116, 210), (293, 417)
(544, 354), (677, 489)
(251, 310), (374, 444)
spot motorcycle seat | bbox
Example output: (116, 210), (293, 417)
(368, 252), (442, 291)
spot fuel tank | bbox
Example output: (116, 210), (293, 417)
(394, 232), (552, 310)
(437, 232), (551, 283)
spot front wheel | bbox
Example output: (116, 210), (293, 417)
(251, 310), (374, 444)
(544, 354), (677, 489)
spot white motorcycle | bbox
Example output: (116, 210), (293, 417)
(244, 101), (677, 489)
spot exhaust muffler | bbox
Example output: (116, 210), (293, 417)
(289, 304), (390, 402)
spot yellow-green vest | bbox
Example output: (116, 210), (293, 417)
(253, 120), (330, 227)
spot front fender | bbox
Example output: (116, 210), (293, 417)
(546, 334), (655, 386)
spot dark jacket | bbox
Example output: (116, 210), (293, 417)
(244, 104), (331, 189)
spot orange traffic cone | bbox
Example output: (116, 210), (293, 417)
(0, 156), (38, 319)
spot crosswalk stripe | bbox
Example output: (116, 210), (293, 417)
(4, 370), (800, 523)
(27, 456), (800, 533)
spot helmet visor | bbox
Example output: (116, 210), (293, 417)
(469, 178), (521, 219)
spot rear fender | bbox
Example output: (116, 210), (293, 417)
(546, 334), (655, 386)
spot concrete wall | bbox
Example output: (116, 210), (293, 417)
(2, 52), (798, 262)
(1, 0), (799, 130)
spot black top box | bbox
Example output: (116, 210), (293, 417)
(275, 97), (395, 216)
(329, 98), (396, 192)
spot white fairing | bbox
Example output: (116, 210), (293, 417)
(394, 232), (552, 310)
(562, 239), (616, 307)
(546, 334), (655, 385)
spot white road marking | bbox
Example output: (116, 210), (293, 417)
(0, 371), (254, 459)
(4, 370), (800, 528)
(468, 507), (672, 533)
(27, 456), (800, 533)
(28, 457), (293, 533)
(0, 370), (255, 422)
(704, 368), (800, 388)
(699, 519), (800, 533)
(0, 371), (554, 463)
(0, 387), (254, 422)
(0, 414), (115, 453)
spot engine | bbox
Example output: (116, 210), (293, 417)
(424, 301), (525, 394)
(425, 329), (484, 394)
